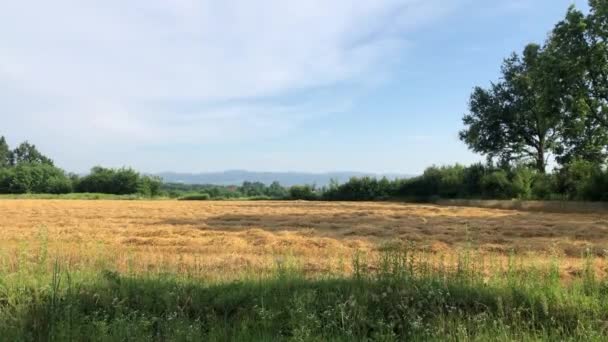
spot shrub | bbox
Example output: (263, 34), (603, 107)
(481, 170), (513, 199)
(178, 193), (211, 201)
(0, 167), (14, 193)
(46, 176), (73, 194)
(289, 185), (317, 200)
(437, 165), (465, 198)
(531, 173), (556, 199)
(510, 166), (535, 199)
(585, 170), (608, 201)
(0, 163), (72, 194)
(77, 167), (141, 195)
(266, 181), (289, 198)
(461, 163), (488, 197)
(138, 176), (163, 197)
(556, 160), (600, 200)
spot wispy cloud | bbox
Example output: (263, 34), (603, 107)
(1, 0), (459, 171)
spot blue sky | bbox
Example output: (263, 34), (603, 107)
(0, 0), (588, 174)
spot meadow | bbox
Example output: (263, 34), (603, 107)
(2, 200), (608, 340)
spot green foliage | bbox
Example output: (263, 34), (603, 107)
(162, 181), (289, 200)
(289, 185), (318, 200)
(461, 163), (488, 196)
(461, 2), (608, 171)
(137, 176), (163, 197)
(531, 173), (556, 200)
(0, 163), (72, 194)
(323, 176), (393, 201)
(10, 141), (54, 166)
(240, 181), (267, 197)
(0, 136), (10, 168)
(397, 165), (482, 200)
(549, 3), (608, 164)
(0, 167), (14, 193)
(266, 181), (288, 198)
(0, 193), (145, 200)
(556, 160), (601, 200)
(481, 170), (513, 199)
(178, 193), (211, 201)
(510, 166), (535, 199)
(76, 167), (141, 195)
(460, 44), (560, 173)
(46, 175), (74, 194)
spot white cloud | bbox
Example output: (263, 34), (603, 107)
(0, 0), (458, 171)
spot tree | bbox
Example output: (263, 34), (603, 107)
(289, 185), (317, 200)
(11, 141), (54, 166)
(266, 181), (288, 198)
(76, 166), (140, 194)
(548, 2), (608, 164)
(0, 136), (10, 168)
(460, 44), (562, 173)
(138, 175), (163, 197)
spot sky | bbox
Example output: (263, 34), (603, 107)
(0, 0), (589, 174)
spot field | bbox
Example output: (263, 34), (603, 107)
(2, 199), (608, 340)
(2, 199), (607, 277)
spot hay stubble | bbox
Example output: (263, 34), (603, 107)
(1, 200), (606, 279)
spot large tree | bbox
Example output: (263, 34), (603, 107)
(11, 141), (54, 166)
(548, 1), (608, 164)
(0, 136), (10, 168)
(460, 44), (561, 173)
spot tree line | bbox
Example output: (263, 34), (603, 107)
(0, 136), (161, 196)
(2, 133), (607, 201)
(170, 161), (608, 202)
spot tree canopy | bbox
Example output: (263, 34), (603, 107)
(461, 1), (608, 171)
(0, 136), (10, 168)
(460, 44), (560, 172)
(10, 141), (54, 166)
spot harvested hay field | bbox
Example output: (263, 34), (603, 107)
(1, 200), (607, 279)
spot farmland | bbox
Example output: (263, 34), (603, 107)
(2, 200), (608, 278)
(2, 200), (608, 340)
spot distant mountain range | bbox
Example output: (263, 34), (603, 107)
(156, 170), (413, 187)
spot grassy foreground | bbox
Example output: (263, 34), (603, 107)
(0, 193), (153, 200)
(1, 247), (608, 341)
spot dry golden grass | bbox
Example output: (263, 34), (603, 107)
(1, 199), (607, 279)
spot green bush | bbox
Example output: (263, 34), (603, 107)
(437, 165), (465, 198)
(46, 175), (73, 194)
(585, 170), (608, 201)
(481, 170), (513, 199)
(323, 177), (393, 201)
(510, 166), (535, 199)
(289, 185), (318, 200)
(556, 160), (601, 200)
(462, 163), (488, 196)
(77, 167), (141, 195)
(0, 167), (14, 193)
(179, 193), (211, 201)
(138, 176), (163, 197)
(531, 173), (556, 199)
(0, 163), (72, 194)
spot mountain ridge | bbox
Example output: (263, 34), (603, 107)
(156, 170), (413, 187)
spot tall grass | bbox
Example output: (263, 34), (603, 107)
(1, 243), (607, 341)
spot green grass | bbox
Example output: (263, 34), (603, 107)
(178, 194), (276, 201)
(0, 193), (164, 200)
(0, 192), (276, 201)
(1, 248), (608, 341)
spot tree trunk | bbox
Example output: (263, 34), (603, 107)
(536, 145), (546, 173)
